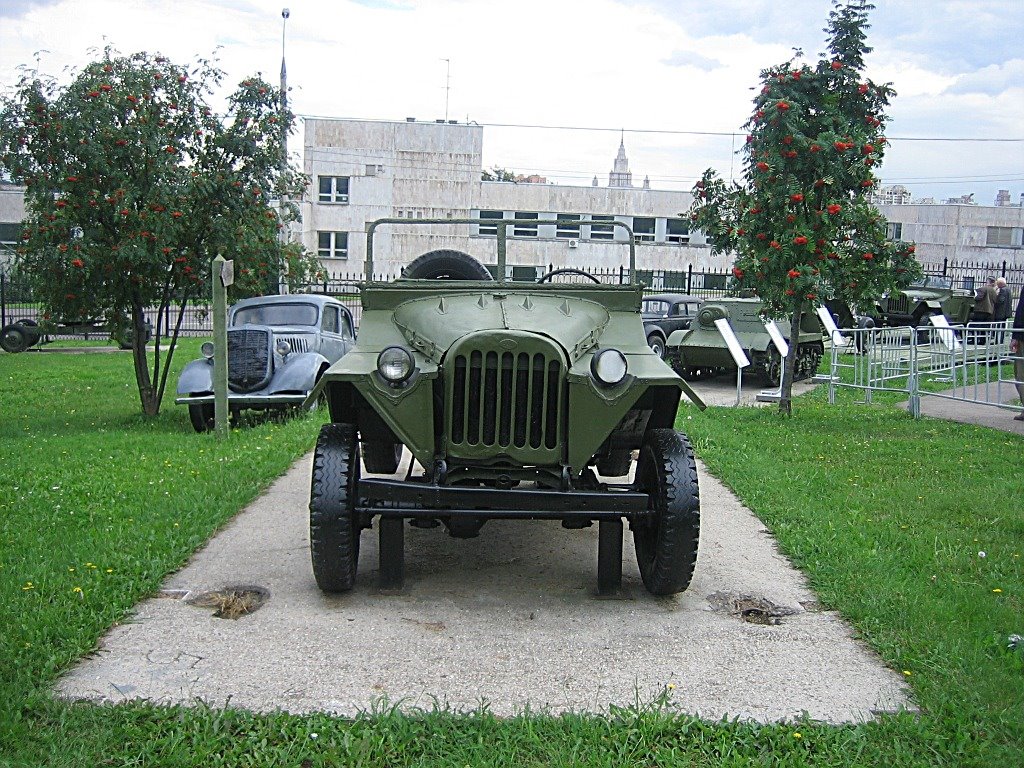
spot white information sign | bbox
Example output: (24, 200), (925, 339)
(764, 319), (790, 358)
(816, 305), (848, 346)
(220, 259), (235, 287)
(714, 318), (751, 368)
(929, 312), (961, 351)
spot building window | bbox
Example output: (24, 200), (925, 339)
(318, 176), (349, 204)
(0, 222), (18, 256)
(589, 215), (615, 241)
(886, 222), (903, 241)
(556, 214), (581, 239)
(513, 212), (538, 237)
(987, 226), (1021, 247)
(666, 218), (690, 244)
(479, 210), (503, 236)
(318, 231), (348, 259)
(633, 217), (655, 243)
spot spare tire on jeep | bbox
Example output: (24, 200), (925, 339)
(402, 249), (493, 280)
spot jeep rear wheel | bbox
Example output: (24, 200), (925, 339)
(632, 429), (700, 595)
(310, 423), (362, 592)
(362, 441), (402, 474)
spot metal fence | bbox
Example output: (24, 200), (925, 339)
(921, 258), (1024, 297)
(826, 321), (1022, 418)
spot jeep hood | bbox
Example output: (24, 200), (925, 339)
(392, 292), (610, 363)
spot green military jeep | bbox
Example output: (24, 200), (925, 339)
(306, 219), (706, 596)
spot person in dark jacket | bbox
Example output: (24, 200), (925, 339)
(1011, 289), (1024, 421)
(994, 277), (1012, 322)
(971, 277), (997, 322)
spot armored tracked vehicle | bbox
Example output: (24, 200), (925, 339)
(665, 297), (825, 386)
(306, 218), (706, 597)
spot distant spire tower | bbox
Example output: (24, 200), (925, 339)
(608, 130), (633, 188)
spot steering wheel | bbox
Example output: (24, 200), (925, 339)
(536, 268), (601, 284)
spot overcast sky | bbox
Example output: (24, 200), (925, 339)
(2, 0), (1022, 204)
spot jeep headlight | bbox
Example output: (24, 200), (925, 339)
(201, 341), (215, 359)
(377, 346), (415, 383)
(275, 339), (292, 357)
(591, 348), (628, 387)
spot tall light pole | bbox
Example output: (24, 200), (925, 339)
(441, 58), (450, 122)
(276, 7), (290, 295)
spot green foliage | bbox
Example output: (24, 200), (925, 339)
(0, 48), (310, 414)
(689, 1), (921, 316)
(481, 166), (517, 182)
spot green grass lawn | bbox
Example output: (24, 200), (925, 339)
(0, 348), (1021, 767)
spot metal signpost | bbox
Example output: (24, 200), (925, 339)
(714, 317), (751, 407)
(756, 319), (790, 402)
(212, 255), (233, 437)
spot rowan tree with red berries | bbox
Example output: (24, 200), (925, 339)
(0, 49), (316, 416)
(689, 1), (920, 414)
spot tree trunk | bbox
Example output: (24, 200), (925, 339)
(777, 300), (804, 416)
(130, 300), (160, 417)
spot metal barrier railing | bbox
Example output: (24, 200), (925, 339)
(827, 321), (1023, 419)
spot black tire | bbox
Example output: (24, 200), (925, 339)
(15, 319), (42, 346)
(647, 333), (666, 359)
(0, 324), (31, 353)
(632, 429), (700, 596)
(596, 449), (632, 477)
(362, 441), (402, 474)
(761, 350), (782, 387)
(310, 423), (362, 592)
(188, 403), (214, 433)
(403, 249), (493, 280)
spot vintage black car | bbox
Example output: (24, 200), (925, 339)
(176, 294), (355, 432)
(641, 293), (703, 358)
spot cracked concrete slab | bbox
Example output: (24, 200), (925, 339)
(56, 434), (911, 722)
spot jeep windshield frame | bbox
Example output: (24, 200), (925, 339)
(365, 218), (637, 284)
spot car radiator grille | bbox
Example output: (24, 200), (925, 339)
(228, 329), (271, 392)
(277, 335), (310, 353)
(886, 295), (910, 315)
(446, 340), (565, 464)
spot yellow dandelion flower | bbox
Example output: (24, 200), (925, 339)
(902, 670), (912, 676)
(72, 587), (82, 594)
(793, 732), (802, 739)
(21, 582), (34, 590)
(105, 569), (113, 573)
(993, 588), (1003, 594)
(667, 683), (676, 690)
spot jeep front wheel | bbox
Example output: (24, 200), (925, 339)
(362, 441), (402, 474)
(310, 423), (362, 592)
(632, 429), (700, 596)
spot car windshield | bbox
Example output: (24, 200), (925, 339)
(909, 277), (951, 290)
(233, 303), (319, 327)
(642, 300), (669, 318)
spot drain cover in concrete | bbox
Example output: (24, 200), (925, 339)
(56, 453), (910, 722)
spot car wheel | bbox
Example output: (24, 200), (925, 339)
(632, 429), (700, 596)
(596, 449), (632, 477)
(188, 403), (214, 433)
(16, 319), (42, 346)
(310, 423), (362, 592)
(647, 333), (666, 359)
(1, 324), (32, 353)
(362, 441), (402, 474)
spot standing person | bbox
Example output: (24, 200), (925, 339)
(993, 277), (1012, 322)
(970, 276), (997, 323)
(1011, 289), (1024, 422)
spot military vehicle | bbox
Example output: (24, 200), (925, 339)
(305, 218), (706, 597)
(872, 276), (974, 327)
(664, 297), (825, 385)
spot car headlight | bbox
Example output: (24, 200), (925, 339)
(591, 348), (628, 387)
(201, 341), (215, 359)
(275, 339), (292, 357)
(377, 346), (415, 383)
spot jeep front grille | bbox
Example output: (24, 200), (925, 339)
(886, 294), (910, 315)
(228, 328), (271, 392)
(446, 340), (565, 464)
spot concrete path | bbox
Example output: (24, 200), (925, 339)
(56, 426), (910, 722)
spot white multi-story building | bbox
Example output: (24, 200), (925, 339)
(0, 182), (26, 267)
(300, 117), (721, 279)
(879, 202), (1024, 266)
